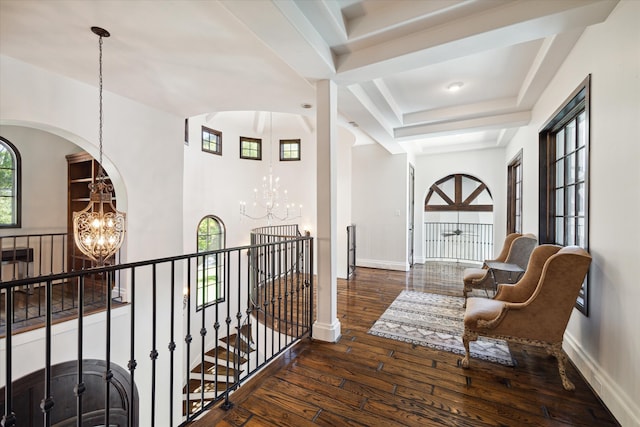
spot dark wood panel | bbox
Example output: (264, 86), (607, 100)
(191, 263), (619, 427)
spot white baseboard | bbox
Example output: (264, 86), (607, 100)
(357, 259), (409, 271)
(564, 332), (640, 427)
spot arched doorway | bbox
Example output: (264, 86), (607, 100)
(0, 359), (138, 426)
(423, 174), (493, 262)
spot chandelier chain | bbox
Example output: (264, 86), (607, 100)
(97, 34), (105, 179)
(72, 26), (126, 266)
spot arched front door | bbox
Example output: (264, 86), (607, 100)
(424, 174), (494, 262)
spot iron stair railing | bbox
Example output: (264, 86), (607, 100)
(1, 230), (313, 427)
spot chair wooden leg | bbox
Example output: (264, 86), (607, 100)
(462, 283), (470, 308)
(548, 342), (575, 391)
(461, 329), (477, 368)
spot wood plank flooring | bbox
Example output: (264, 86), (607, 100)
(192, 263), (619, 426)
(0, 279), (123, 337)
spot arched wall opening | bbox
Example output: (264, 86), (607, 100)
(0, 120), (128, 213)
(423, 173), (494, 263)
(0, 121), (129, 281)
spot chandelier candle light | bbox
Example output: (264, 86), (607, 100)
(239, 112), (302, 225)
(73, 27), (126, 265)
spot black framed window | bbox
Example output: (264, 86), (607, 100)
(240, 137), (262, 160)
(0, 136), (21, 228)
(280, 139), (301, 161)
(539, 75), (590, 314)
(196, 216), (225, 309)
(202, 126), (222, 155)
(507, 150), (523, 234)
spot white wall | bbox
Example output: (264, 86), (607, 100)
(0, 125), (80, 277)
(352, 144), (409, 271)
(0, 55), (184, 262)
(0, 307), (131, 385)
(505, 2), (640, 425)
(0, 125), (80, 234)
(183, 111), (317, 252)
(1, 55), (185, 426)
(413, 147), (507, 263)
(336, 127), (354, 279)
(183, 111), (354, 277)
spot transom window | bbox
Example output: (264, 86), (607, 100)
(202, 126), (222, 155)
(424, 174), (493, 212)
(240, 136), (262, 160)
(507, 150), (523, 234)
(280, 139), (301, 161)
(0, 137), (21, 228)
(539, 75), (590, 314)
(196, 216), (225, 309)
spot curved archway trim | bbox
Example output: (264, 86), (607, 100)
(424, 173), (493, 212)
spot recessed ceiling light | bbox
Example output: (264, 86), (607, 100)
(447, 82), (464, 92)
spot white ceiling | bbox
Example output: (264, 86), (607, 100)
(0, 0), (619, 156)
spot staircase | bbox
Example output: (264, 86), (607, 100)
(183, 325), (255, 415)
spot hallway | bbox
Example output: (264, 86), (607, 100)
(192, 263), (618, 426)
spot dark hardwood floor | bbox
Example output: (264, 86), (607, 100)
(191, 263), (619, 426)
(0, 279), (123, 337)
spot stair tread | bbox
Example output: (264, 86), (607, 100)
(205, 346), (248, 364)
(184, 378), (233, 394)
(191, 360), (239, 376)
(220, 334), (255, 353)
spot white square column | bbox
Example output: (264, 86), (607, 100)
(313, 80), (341, 342)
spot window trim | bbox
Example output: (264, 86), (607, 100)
(201, 126), (222, 156)
(239, 136), (262, 160)
(538, 74), (591, 315)
(279, 139), (301, 161)
(0, 136), (22, 229)
(507, 150), (523, 234)
(184, 118), (189, 145)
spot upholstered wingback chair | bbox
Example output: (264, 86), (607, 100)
(461, 245), (592, 390)
(493, 244), (562, 303)
(492, 232), (522, 263)
(462, 234), (537, 305)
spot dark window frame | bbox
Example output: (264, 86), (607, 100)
(184, 118), (189, 145)
(539, 74), (590, 315)
(202, 126), (222, 156)
(279, 139), (301, 161)
(239, 136), (262, 160)
(424, 174), (493, 212)
(196, 215), (226, 310)
(0, 136), (22, 229)
(507, 150), (523, 234)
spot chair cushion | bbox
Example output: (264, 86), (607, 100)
(464, 297), (507, 330)
(463, 267), (486, 284)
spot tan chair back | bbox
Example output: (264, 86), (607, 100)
(493, 233), (522, 263)
(504, 234), (537, 269)
(516, 246), (592, 342)
(495, 244), (562, 303)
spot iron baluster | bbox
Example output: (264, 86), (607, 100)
(75, 275), (85, 426)
(128, 267), (137, 427)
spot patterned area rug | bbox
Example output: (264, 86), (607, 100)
(368, 290), (514, 366)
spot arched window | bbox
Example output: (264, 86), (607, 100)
(0, 137), (21, 228)
(424, 174), (494, 262)
(196, 215), (225, 309)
